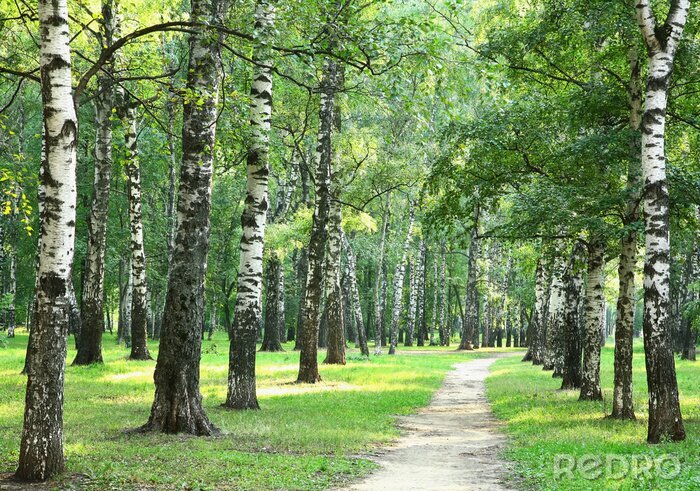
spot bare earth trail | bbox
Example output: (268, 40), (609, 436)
(345, 353), (519, 491)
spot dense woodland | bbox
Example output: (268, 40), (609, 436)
(0, 0), (699, 484)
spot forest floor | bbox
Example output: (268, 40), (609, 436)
(0, 330), (512, 490)
(486, 342), (700, 490)
(345, 354), (518, 491)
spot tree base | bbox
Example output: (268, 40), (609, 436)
(647, 417), (686, 443)
(606, 409), (636, 421)
(259, 345), (285, 352)
(579, 388), (602, 401)
(221, 400), (260, 411)
(141, 388), (218, 436)
(72, 352), (104, 366)
(296, 371), (322, 384)
(128, 352), (153, 361)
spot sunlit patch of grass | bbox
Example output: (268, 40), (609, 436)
(0, 330), (503, 490)
(486, 341), (700, 490)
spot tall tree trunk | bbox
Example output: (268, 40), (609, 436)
(324, 198), (346, 364)
(122, 260), (133, 347)
(73, 0), (115, 365)
(481, 288), (490, 348)
(165, 91), (178, 280)
(141, 0), (227, 434)
(438, 243), (448, 346)
(404, 256), (417, 347)
(226, 0), (275, 408)
(343, 233), (369, 356)
(634, 0), (688, 443)
(7, 228), (17, 338)
(373, 194), (390, 354)
(342, 265), (358, 347)
(16, 0), (77, 479)
(560, 241), (585, 389)
(611, 46), (643, 421)
(526, 260), (547, 364)
(297, 58), (337, 383)
(416, 240), (427, 347)
(121, 98), (152, 361)
(544, 255), (565, 372)
(580, 238), (605, 400)
(460, 210), (479, 350)
(388, 209), (415, 355)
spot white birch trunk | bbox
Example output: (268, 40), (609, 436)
(226, 0), (275, 407)
(634, 0), (689, 443)
(388, 208), (415, 354)
(16, 0), (77, 479)
(122, 100), (151, 360)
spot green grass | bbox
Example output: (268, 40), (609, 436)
(486, 342), (700, 490)
(0, 330), (496, 490)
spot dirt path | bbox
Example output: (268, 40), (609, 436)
(345, 355), (517, 491)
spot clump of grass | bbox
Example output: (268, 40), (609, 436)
(486, 343), (700, 490)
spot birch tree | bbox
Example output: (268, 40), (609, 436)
(404, 255), (417, 346)
(634, 0), (689, 443)
(120, 96), (152, 361)
(459, 208), (479, 350)
(16, 0), (77, 479)
(141, 0), (228, 434)
(226, 0), (275, 409)
(543, 255), (565, 373)
(324, 197), (345, 364)
(73, 0), (116, 366)
(580, 238), (605, 401)
(388, 207), (415, 354)
(560, 241), (585, 390)
(373, 194), (390, 354)
(342, 232), (369, 356)
(297, 58), (337, 383)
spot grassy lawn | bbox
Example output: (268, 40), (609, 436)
(486, 342), (700, 490)
(0, 330), (495, 490)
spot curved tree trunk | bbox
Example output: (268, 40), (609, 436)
(297, 58), (337, 383)
(634, 0), (688, 443)
(388, 208), (415, 355)
(141, 0), (227, 434)
(15, 0), (77, 479)
(73, 0), (115, 366)
(226, 0), (275, 409)
(580, 238), (605, 400)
